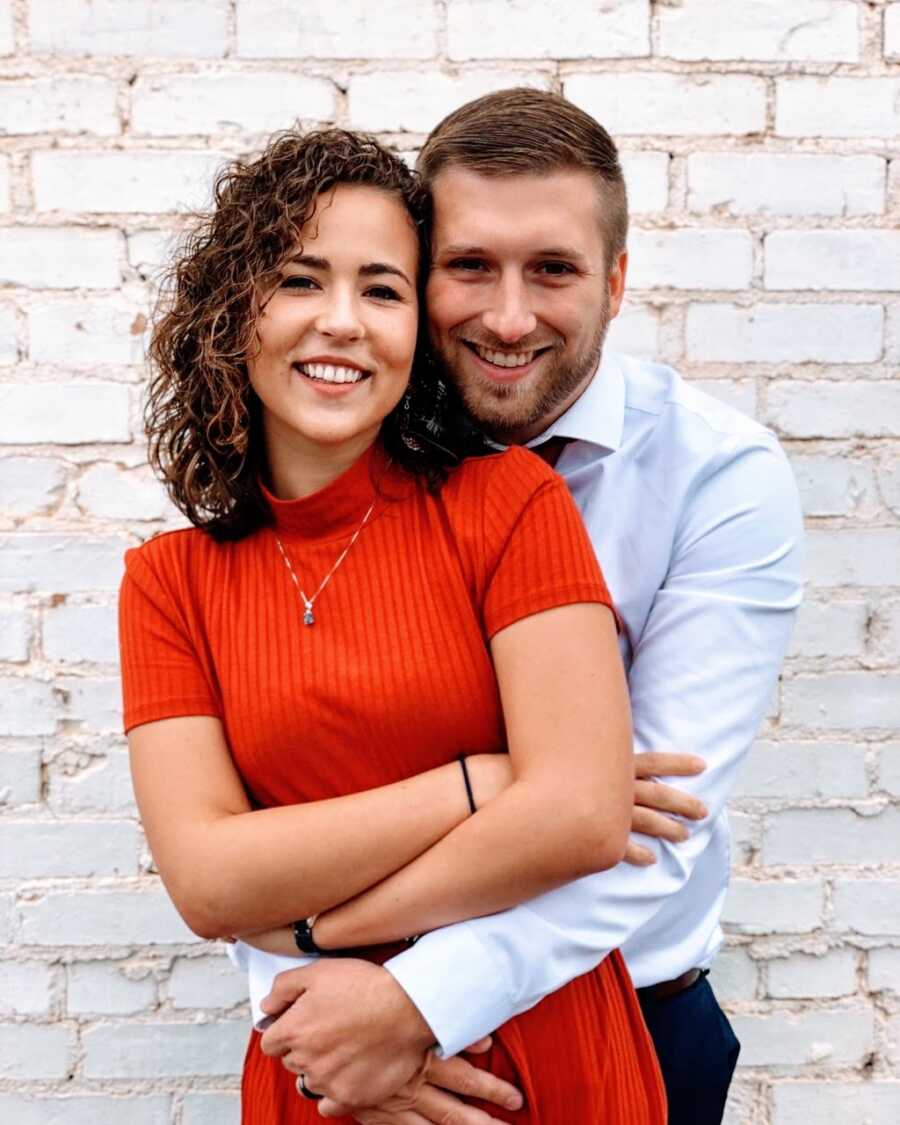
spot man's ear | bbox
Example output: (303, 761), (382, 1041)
(607, 250), (628, 319)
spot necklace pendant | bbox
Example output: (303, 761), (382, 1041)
(303, 605), (315, 626)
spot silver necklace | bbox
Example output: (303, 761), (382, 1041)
(273, 499), (376, 627)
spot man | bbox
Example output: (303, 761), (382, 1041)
(257, 89), (804, 1124)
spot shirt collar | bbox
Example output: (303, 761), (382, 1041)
(484, 349), (626, 454)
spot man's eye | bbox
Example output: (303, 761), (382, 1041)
(366, 285), (401, 301)
(538, 262), (575, 276)
(281, 275), (318, 290)
(447, 258), (487, 272)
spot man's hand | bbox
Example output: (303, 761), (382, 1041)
(259, 959), (436, 1109)
(319, 1038), (524, 1123)
(625, 751), (708, 866)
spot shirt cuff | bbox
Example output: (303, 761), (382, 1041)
(385, 922), (513, 1058)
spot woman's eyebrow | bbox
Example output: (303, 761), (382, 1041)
(359, 262), (412, 286)
(288, 254), (329, 270)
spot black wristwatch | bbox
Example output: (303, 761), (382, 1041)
(292, 916), (324, 956)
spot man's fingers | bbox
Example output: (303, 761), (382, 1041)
(462, 1037), (493, 1054)
(634, 751), (705, 779)
(426, 1055), (523, 1112)
(260, 967), (310, 1015)
(624, 840), (656, 866)
(634, 778), (707, 820)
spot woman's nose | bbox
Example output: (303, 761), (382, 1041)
(314, 290), (364, 340)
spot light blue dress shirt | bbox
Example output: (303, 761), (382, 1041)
(233, 351), (804, 1052)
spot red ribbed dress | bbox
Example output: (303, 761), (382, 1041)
(119, 443), (666, 1124)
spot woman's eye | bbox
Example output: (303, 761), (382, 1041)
(366, 285), (401, 301)
(280, 275), (318, 290)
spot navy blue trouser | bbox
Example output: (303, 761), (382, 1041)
(638, 971), (740, 1125)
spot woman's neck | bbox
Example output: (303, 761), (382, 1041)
(263, 419), (380, 500)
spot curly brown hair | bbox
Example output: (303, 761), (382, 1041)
(147, 128), (460, 541)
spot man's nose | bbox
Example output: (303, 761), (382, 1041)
(481, 277), (537, 344)
(314, 288), (364, 340)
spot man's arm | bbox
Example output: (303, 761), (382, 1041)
(386, 433), (804, 1056)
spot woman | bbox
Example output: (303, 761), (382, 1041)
(119, 128), (665, 1123)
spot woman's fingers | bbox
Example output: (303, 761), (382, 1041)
(416, 1082), (518, 1123)
(634, 778), (707, 820)
(633, 750), (705, 779)
(632, 805), (690, 843)
(462, 1036), (493, 1054)
(623, 840), (656, 866)
(426, 1053), (523, 1112)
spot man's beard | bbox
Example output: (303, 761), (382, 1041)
(435, 307), (610, 445)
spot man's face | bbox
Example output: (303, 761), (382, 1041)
(426, 167), (627, 443)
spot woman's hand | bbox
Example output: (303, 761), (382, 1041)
(625, 751), (708, 866)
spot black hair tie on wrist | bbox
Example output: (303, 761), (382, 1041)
(458, 755), (476, 815)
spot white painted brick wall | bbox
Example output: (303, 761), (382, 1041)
(2, 3), (897, 1119)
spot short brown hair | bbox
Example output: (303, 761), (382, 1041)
(417, 87), (628, 260)
(147, 128), (456, 542)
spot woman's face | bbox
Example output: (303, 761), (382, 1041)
(248, 183), (420, 462)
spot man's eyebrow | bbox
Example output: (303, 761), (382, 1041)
(437, 244), (589, 263)
(534, 246), (588, 263)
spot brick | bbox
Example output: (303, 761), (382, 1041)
(0, 1), (11, 55)
(28, 1), (227, 57)
(238, 0), (437, 58)
(736, 741), (867, 799)
(182, 1094), (241, 1125)
(833, 881), (900, 935)
(0, 302), (17, 363)
(0, 457), (66, 515)
(888, 4), (900, 59)
(167, 954), (249, 1009)
(0, 227), (120, 289)
(605, 304), (660, 358)
(0, 894), (13, 941)
(0, 1096), (170, 1125)
(880, 744), (900, 796)
(0, 157), (9, 211)
(349, 70), (548, 133)
(0, 534), (128, 594)
(0, 676), (58, 735)
(690, 379), (757, 419)
(58, 676), (122, 733)
(790, 455), (877, 519)
(789, 601), (868, 659)
(869, 948), (900, 993)
(0, 961), (54, 1015)
(687, 154), (885, 216)
(628, 231), (752, 291)
(766, 231), (900, 291)
(0, 745), (41, 804)
(565, 73), (766, 136)
(777, 78), (900, 138)
(887, 303), (900, 363)
(660, 0), (857, 61)
(768, 383), (900, 440)
(0, 383), (131, 442)
(0, 606), (29, 662)
(0, 820), (138, 878)
(28, 300), (146, 367)
(722, 879), (823, 934)
(731, 1008), (873, 1067)
(127, 229), (175, 283)
(765, 807), (900, 866)
(447, 0), (649, 59)
(131, 73), (335, 135)
(805, 530), (900, 588)
(76, 464), (172, 521)
(880, 459), (900, 519)
(0, 77), (118, 136)
(768, 949), (858, 1000)
(783, 674), (900, 732)
(68, 960), (156, 1015)
(47, 750), (136, 815)
(772, 1081), (900, 1123)
(620, 151), (669, 214)
(729, 810), (756, 866)
(686, 303), (882, 363)
(709, 946), (757, 1002)
(83, 1020), (246, 1078)
(0, 1022), (71, 1078)
(18, 889), (198, 946)
(33, 151), (222, 214)
(44, 602), (118, 664)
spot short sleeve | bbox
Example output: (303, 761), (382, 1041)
(482, 473), (614, 639)
(118, 543), (221, 733)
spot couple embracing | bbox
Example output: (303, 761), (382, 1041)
(120, 88), (803, 1124)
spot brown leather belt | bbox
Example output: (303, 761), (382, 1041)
(637, 967), (703, 1002)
